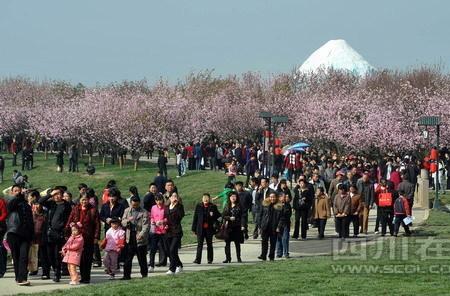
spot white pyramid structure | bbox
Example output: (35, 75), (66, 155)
(297, 39), (375, 76)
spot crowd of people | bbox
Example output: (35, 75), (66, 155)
(0, 140), (449, 288)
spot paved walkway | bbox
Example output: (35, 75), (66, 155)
(0, 207), (428, 295)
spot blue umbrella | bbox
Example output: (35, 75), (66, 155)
(288, 142), (310, 150)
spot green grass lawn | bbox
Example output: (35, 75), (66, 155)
(0, 152), (245, 245)
(33, 197), (450, 296)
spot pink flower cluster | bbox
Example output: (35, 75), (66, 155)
(0, 68), (448, 153)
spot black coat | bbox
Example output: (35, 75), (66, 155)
(281, 202), (292, 229)
(99, 202), (126, 232)
(293, 186), (314, 210)
(255, 187), (275, 212)
(222, 204), (244, 243)
(238, 191), (252, 214)
(191, 202), (221, 235)
(165, 203), (185, 238)
(39, 194), (72, 243)
(258, 200), (285, 235)
(276, 187), (293, 202)
(143, 192), (156, 212)
(7, 196), (34, 241)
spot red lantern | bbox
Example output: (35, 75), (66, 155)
(430, 162), (437, 174)
(430, 148), (439, 161)
(263, 130), (272, 138)
(423, 157), (430, 170)
(274, 138), (282, 146)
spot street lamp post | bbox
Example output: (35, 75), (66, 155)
(418, 116), (442, 209)
(259, 112), (288, 177)
(259, 112), (273, 177)
(271, 116), (289, 176)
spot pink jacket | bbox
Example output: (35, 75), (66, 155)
(62, 234), (84, 266)
(104, 228), (125, 252)
(150, 205), (167, 235)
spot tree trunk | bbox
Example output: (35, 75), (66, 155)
(119, 157), (123, 169)
(102, 155), (106, 167)
(44, 145), (48, 160)
(134, 160), (138, 171)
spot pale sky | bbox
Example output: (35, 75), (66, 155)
(0, 0), (448, 85)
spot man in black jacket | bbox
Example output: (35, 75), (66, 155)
(192, 193), (221, 264)
(6, 185), (34, 286)
(253, 177), (275, 239)
(39, 187), (72, 282)
(143, 183), (158, 212)
(292, 178), (314, 239)
(257, 192), (285, 261)
(235, 181), (252, 240)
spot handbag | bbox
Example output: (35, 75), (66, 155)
(214, 221), (229, 240)
(378, 192), (393, 207)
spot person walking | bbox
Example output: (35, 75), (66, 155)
(39, 187), (72, 282)
(192, 193), (221, 264)
(0, 156), (5, 183)
(349, 185), (363, 237)
(102, 218), (125, 280)
(121, 196), (149, 280)
(235, 181), (252, 240)
(222, 192), (244, 263)
(393, 191), (412, 237)
(0, 194), (7, 278)
(148, 194), (168, 271)
(6, 185), (34, 286)
(276, 192), (292, 258)
(313, 187), (331, 239)
(56, 149), (64, 172)
(356, 173), (374, 234)
(292, 179), (313, 240)
(65, 195), (100, 284)
(165, 192), (185, 275)
(375, 179), (395, 236)
(333, 185), (351, 239)
(258, 192), (284, 261)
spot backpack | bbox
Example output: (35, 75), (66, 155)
(394, 197), (405, 214)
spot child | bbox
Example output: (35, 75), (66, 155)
(61, 222), (84, 285)
(393, 191), (412, 237)
(103, 217), (125, 280)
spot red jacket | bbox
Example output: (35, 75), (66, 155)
(284, 154), (302, 170)
(389, 171), (401, 190)
(394, 197), (411, 216)
(66, 205), (100, 244)
(0, 198), (7, 223)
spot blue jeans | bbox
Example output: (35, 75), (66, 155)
(195, 158), (202, 170)
(276, 226), (290, 257)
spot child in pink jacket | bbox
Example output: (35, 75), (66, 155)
(62, 222), (84, 285)
(103, 217), (125, 280)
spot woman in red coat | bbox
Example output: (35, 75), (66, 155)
(65, 195), (100, 284)
(389, 166), (402, 190)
